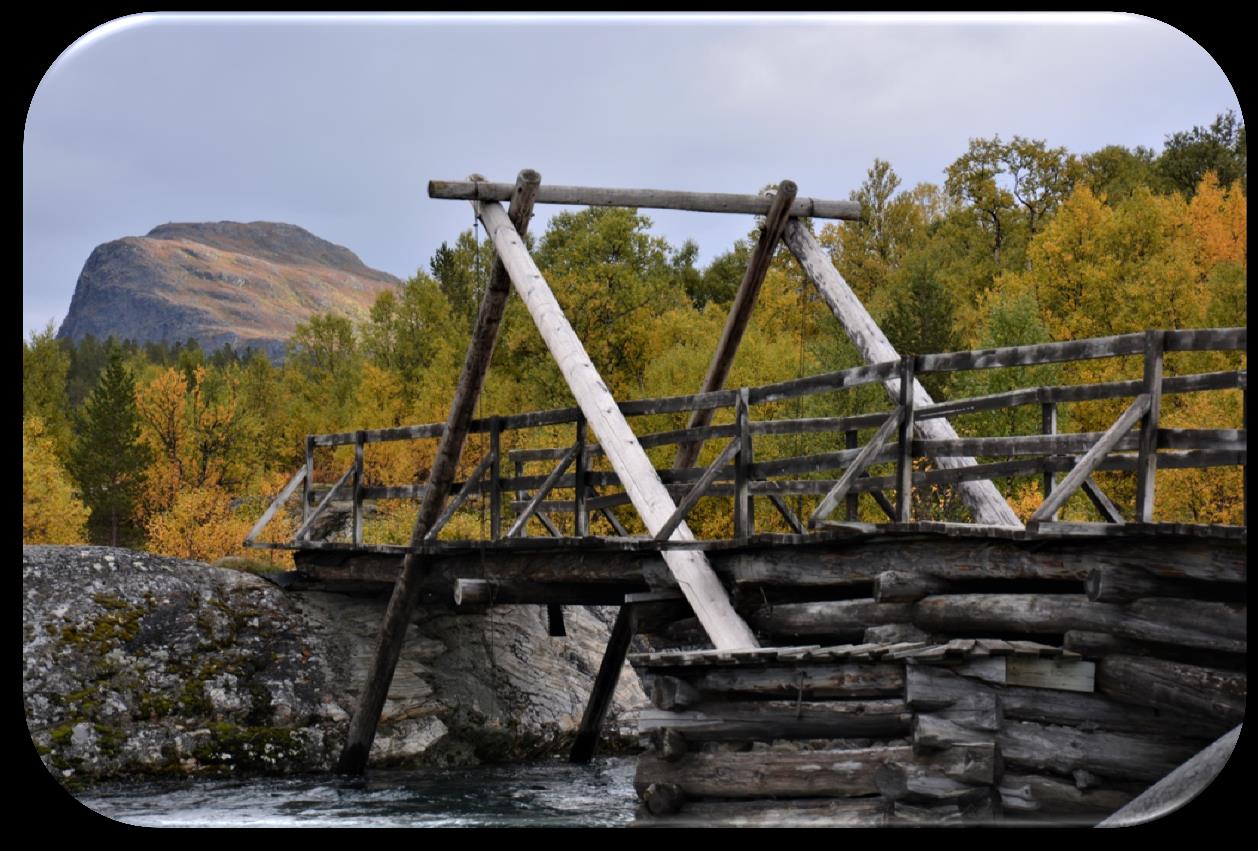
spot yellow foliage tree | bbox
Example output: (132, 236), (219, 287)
(23, 416), (90, 544)
(144, 485), (254, 563)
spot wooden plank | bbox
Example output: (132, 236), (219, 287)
(303, 435), (314, 521)
(426, 450), (496, 540)
(808, 407), (901, 526)
(749, 411), (888, 437)
(428, 177), (862, 219)
(1004, 657), (1095, 693)
(1162, 326), (1245, 351)
(244, 466), (306, 545)
(1096, 654), (1246, 726)
(337, 169), (541, 776)
(452, 578), (648, 607)
(915, 593), (1246, 654)
(635, 744), (995, 800)
(896, 356), (915, 522)
(767, 493), (805, 534)
(1081, 477), (1124, 523)
(657, 662), (905, 700)
(573, 414), (587, 537)
(673, 181), (797, 469)
(507, 445), (577, 538)
(784, 220), (1021, 527)
(1085, 565), (1201, 603)
(751, 599), (914, 638)
(292, 463), (355, 541)
(997, 719), (1201, 782)
(1028, 394), (1150, 525)
(570, 604), (636, 763)
(1041, 402), (1057, 519)
(845, 430), (860, 521)
(874, 570), (951, 603)
(1136, 331), (1164, 522)
(656, 438), (741, 541)
(747, 361), (901, 404)
(917, 333), (1147, 373)
(636, 699), (912, 740)
(478, 198), (756, 650)
(351, 431), (364, 547)
(734, 388), (752, 539)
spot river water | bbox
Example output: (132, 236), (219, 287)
(69, 756), (638, 827)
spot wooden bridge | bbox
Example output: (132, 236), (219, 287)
(245, 172), (1246, 824)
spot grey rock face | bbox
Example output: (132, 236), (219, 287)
(23, 546), (646, 782)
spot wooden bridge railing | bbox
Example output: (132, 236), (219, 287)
(245, 326), (1246, 551)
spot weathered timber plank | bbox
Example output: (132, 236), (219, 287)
(751, 599), (915, 637)
(809, 407), (902, 525)
(1096, 654), (1246, 726)
(914, 594), (1246, 653)
(917, 334), (1147, 373)
(1085, 565), (1204, 603)
(655, 662), (905, 699)
(874, 570), (952, 603)
(635, 744), (995, 800)
(571, 603), (636, 763)
(429, 177), (862, 219)
(784, 220), (1021, 527)
(637, 699), (912, 740)
(480, 198), (756, 649)
(999, 773), (1137, 819)
(656, 438), (741, 541)
(1162, 326), (1245, 351)
(244, 466), (306, 545)
(996, 719), (1201, 782)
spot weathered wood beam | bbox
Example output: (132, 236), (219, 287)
(1081, 477), (1124, 523)
(1028, 394), (1150, 525)
(478, 197), (757, 650)
(336, 169), (541, 776)
(570, 603), (637, 763)
(244, 465), (306, 545)
(1136, 331), (1165, 521)
(1096, 654), (1246, 726)
(808, 407), (901, 526)
(673, 181), (797, 469)
(293, 463), (355, 541)
(655, 438), (741, 541)
(507, 445), (577, 538)
(636, 698), (912, 740)
(428, 177), (860, 219)
(783, 221), (1022, 526)
(426, 450), (496, 540)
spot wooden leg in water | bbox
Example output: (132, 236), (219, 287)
(570, 603), (637, 763)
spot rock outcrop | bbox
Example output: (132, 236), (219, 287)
(56, 222), (400, 360)
(23, 546), (646, 783)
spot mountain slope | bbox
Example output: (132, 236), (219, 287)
(57, 221), (400, 359)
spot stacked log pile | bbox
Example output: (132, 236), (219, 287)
(630, 531), (1245, 827)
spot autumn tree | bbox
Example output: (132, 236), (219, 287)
(67, 347), (151, 546)
(23, 322), (73, 456)
(1155, 110), (1246, 197)
(23, 416), (89, 544)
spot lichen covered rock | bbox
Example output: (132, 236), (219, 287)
(23, 546), (647, 782)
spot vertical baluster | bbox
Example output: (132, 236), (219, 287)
(1042, 401), (1058, 521)
(734, 387), (753, 540)
(303, 435), (315, 522)
(489, 417), (501, 540)
(353, 430), (365, 546)
(1136, 330), (1165, 522)
(845, 429), (859, 522)
(515, 459), (527, 538)
(574, 412), (588, 537)
(896, 356), (915, 523)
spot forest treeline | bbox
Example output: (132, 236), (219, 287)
(23, 113), (1247, 563)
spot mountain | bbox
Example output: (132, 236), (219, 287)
(56, 221), (401, 359)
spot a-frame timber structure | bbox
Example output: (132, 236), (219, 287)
(244, 172), (1247, 784)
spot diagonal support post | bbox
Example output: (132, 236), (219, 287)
(674, 180), (797, 469)
(336, 169), (541, 775)
(478, 197), (758, 650)
(783, 221), (1022, 527)
(810, 406), (902, 527)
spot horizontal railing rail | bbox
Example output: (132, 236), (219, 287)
(248, 327), (1246, 549)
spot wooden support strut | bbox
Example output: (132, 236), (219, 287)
(673, 180), (797, 469)
(336, 169), (541, 776)
(783, 220), (1022, 527)
(476, 196), (758, 650)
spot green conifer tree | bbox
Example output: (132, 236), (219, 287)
(68, 347), (151, 546)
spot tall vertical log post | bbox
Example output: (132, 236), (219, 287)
(476, 199), (758, 651)
(896, 356), (915, 522)
(1135, 330), (1164, 522)
(674, 181), (797, 469)
(734, 387), (753, 540)
(336, 170), (541, 775)
(782, 221), (1022, 527)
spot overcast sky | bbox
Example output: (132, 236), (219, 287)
(22, 13), (1243, 339)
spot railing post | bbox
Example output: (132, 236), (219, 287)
(1136, 330), (1165, 522)
(574, 412), (588, 537)
(896, 356), (915, 522)
(735, 387), (753, 540)
(1041, 401), (1058, 521)
(489, 417), (502, 540)
(514, 459), (527, 538)
(845, 430), (859, 522)
(303, 435), (315, 522)
(353, 430), (365, 547)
